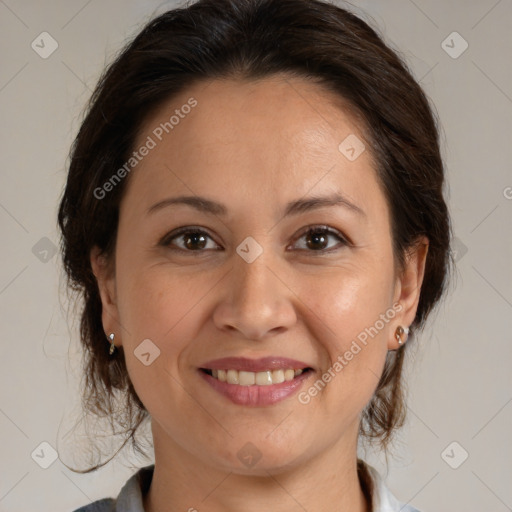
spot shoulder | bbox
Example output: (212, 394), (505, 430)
(71, 465), (154, 512)
(360, 460), (422, 512)
(72, 497), (115, 512)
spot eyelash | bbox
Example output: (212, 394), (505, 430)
(160, 225), (350, 255)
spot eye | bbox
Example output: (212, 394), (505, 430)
(160, 225), (349, 254)
(290, 225), (348, 253)
(161, 227), (220, 252)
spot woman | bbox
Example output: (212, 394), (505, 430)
(58, 0), (452, 510)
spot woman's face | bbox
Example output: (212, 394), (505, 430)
(92, 75), (427, 474)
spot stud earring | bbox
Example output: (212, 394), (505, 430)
(395, 325), (409, 345)
(108, 333), (116, 355)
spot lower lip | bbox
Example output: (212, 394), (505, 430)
(199, 370), (311, 406)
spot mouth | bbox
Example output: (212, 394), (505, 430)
(200, 367), (313, 386)
(197, 356), (314, 406)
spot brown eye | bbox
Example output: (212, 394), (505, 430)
(161, 225), (348, 255)
(162, 227), (219, 252)
(292, 226), (348, 252)
(182, 231), (208, 250)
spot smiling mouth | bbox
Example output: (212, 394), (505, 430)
(200, 368), (312, 386)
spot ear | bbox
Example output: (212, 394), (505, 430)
(90, 245), (122, 349)
(390, 236), (429, 349)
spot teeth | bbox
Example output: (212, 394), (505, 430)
(226, 369), (239, 385)
(207, 368), (306, 386)
(272, 369), (285, 384)
(284, 369), (295, 381)
(239, 371), (255, 385)
(255, 371), (273, 385)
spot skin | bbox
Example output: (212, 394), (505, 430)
(91, 74), (428, 512)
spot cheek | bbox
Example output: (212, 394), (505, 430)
(309, 263), (394, 344)
(117, 260), (204, 338)
(117, 267), (206, 420)
(114, 263), (195, 374)
(300, 264), (394, 402)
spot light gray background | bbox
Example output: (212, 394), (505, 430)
(1, 1), (511, 511)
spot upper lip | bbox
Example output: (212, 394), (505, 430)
(200, 356), (312, 372)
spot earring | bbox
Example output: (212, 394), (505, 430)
(108, 333), (116, 355)
(395, 325), (409, 345)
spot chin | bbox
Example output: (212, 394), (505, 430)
(207, 440), (308, 477)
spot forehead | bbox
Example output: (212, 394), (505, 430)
(123, 74), (384, 220)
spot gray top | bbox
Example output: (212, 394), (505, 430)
(72, 461), (420, 512)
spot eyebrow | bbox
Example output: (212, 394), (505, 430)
(147, 193), (366, 218)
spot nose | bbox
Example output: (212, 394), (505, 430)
(212, 244), (297, 341)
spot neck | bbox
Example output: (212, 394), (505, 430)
(143, 421), (370, 512)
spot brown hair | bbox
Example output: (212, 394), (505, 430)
(57, 0), (453, 472)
